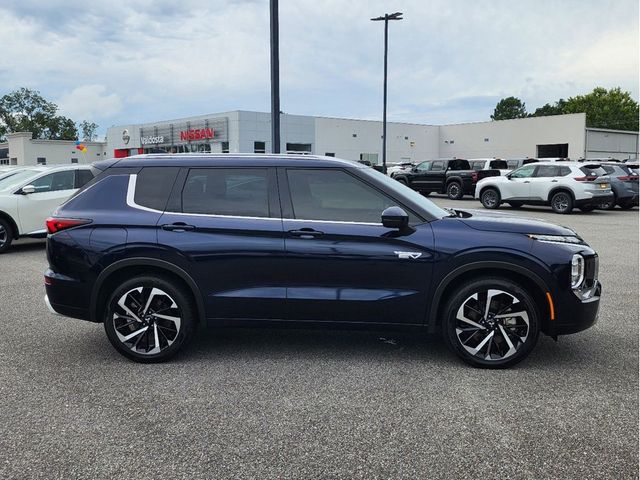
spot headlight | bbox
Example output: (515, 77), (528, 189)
(528, 234), (584, 245)
(571, 254), (585, 289)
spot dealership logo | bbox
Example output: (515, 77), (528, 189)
(180, 127), (214, 141)
(122, 129), (130, 145)
(141, 135), (165, 145)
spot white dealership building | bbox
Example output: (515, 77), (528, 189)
(1, 111), (638, 166)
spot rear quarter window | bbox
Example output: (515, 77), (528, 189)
(134, 167), (180, 211)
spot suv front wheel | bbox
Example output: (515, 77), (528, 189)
(0, 218), (14, 254)
(480, 188), (501, 209)
(103, 275), (196, 362)
(442, 277), (540, 368)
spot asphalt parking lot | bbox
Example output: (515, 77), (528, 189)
(0, 198), (637, 479)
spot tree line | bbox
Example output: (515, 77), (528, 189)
(491, 87), (639, 131)
(0, 88), (99, 142)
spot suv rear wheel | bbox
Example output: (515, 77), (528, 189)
(550, 191), (573, 214)
(446, 182), (464, 200)
(480, 188), (501, 209)
(103, 275), (196, 362)
(0, 218), (14, 254)
(442, 278), (540, 368)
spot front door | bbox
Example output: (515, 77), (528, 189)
(17, 169), (77, 234)
(501, 163), (536, 200)
(279, 167), (434, 325)
(156, 167), (287, 320)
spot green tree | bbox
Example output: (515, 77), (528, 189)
(491, 96), (528, 120)
(563, 87), (639, 131)
(530, 99), (567, 117)
(0, 87), (78, 141)
(80, 120), (99, 141)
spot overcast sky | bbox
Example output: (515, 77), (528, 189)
(1, 0), (638, 136)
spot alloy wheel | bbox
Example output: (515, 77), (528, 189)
(112, 287), (182, 355)
(455, 289), (530, 361)
(448, 183), (461, 199)
(0, 224), (6, 247)
(552, 193), (570, 212)
(482, 190), (498, 208)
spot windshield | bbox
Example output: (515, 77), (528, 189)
(359, 167), (450, 219)
(0, 170), (40, 192)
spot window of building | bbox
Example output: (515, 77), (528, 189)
(286, 143), (312, 154)
(221, 142), (230, 153)
(37, 157), (46, 165)
(0, 159), (8, 165)
(71, 158), (78, 164)
(537, 143), (568, 158)
(182, 168), (269, 217)
(254, 141), (266, 154)
(325, 153), (335, 157)
(31, 171), (75, 192)
(286, 169), (417, 224)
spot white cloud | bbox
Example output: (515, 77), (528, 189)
(56, 85), (123, 120)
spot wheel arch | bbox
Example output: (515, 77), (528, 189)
(427, 261), (552, 334)
(478, 184), (500, 198)
(91, 257), (206, 325)
(0, 210), (19, 239)
(547, 187), (575, 203)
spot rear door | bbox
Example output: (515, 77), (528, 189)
(529, 164), (562, 201)
(17, 169), (77, 234)
(409, 161), (431, 190)
(424, 160), (446, 191)
(156, 167), (287, 321)
(279, 167), (434, 325)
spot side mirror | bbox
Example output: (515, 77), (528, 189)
(20, 185), (36, 194)
(381, 206), (409, 229)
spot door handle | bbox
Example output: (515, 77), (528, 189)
(523, 181), (530, 183)
(162, 223), (195, 232)
(288, 228), (324, 239)
(551, 180), (558, 183)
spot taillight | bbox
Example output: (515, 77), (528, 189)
(618, 176), (638, 181)
(45, 217), (92, 234)
(574, 176), (596, 182)
(471, 172), (478, 182)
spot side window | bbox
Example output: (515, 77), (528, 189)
(135, 167), (180, 211)
(510, 164), (537, 178)
(431, 161), (445, 171)
(30, 171), (75, 192)
(76, 169), (95, 188)
(287, 169), (417, 224)
(416, 161), (431, 172)
(534, 165), (558, 177)
(507, 160), (519, 169)
(558, 166), (572, 176)
(470, 161), (483, 171)
(182, 168), (269, 217)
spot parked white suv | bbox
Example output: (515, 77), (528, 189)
(0, 165), (95, 252)
(475, 162), (614, 214)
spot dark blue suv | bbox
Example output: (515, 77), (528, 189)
(44, 155), (601, 367)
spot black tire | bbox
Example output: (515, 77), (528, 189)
(619, 203), (636, 210)
(480, 188), (501, 209)
(446, 182), (464, 200)
(550, 191), (574, 214)
(0, 218), (14, 254)
(396, 178), (408, 186)
(441, 277), (540, 368)
(103, 275), (196, 363)
(579, 205), (595, 212)
(508, 202), (523, 209)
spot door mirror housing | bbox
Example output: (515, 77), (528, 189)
(20, 185), (36, 194)
(381, 206), (409, 229)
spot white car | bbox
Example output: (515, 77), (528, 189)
(468, 158), (511, 176)
(387, 162), (415, 177)
(475, 161), (614, 214)
(0, 165), (95, 252)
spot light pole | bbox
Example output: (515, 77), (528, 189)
(270, 0), (281, 154)
(371, 12), (402, 174)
